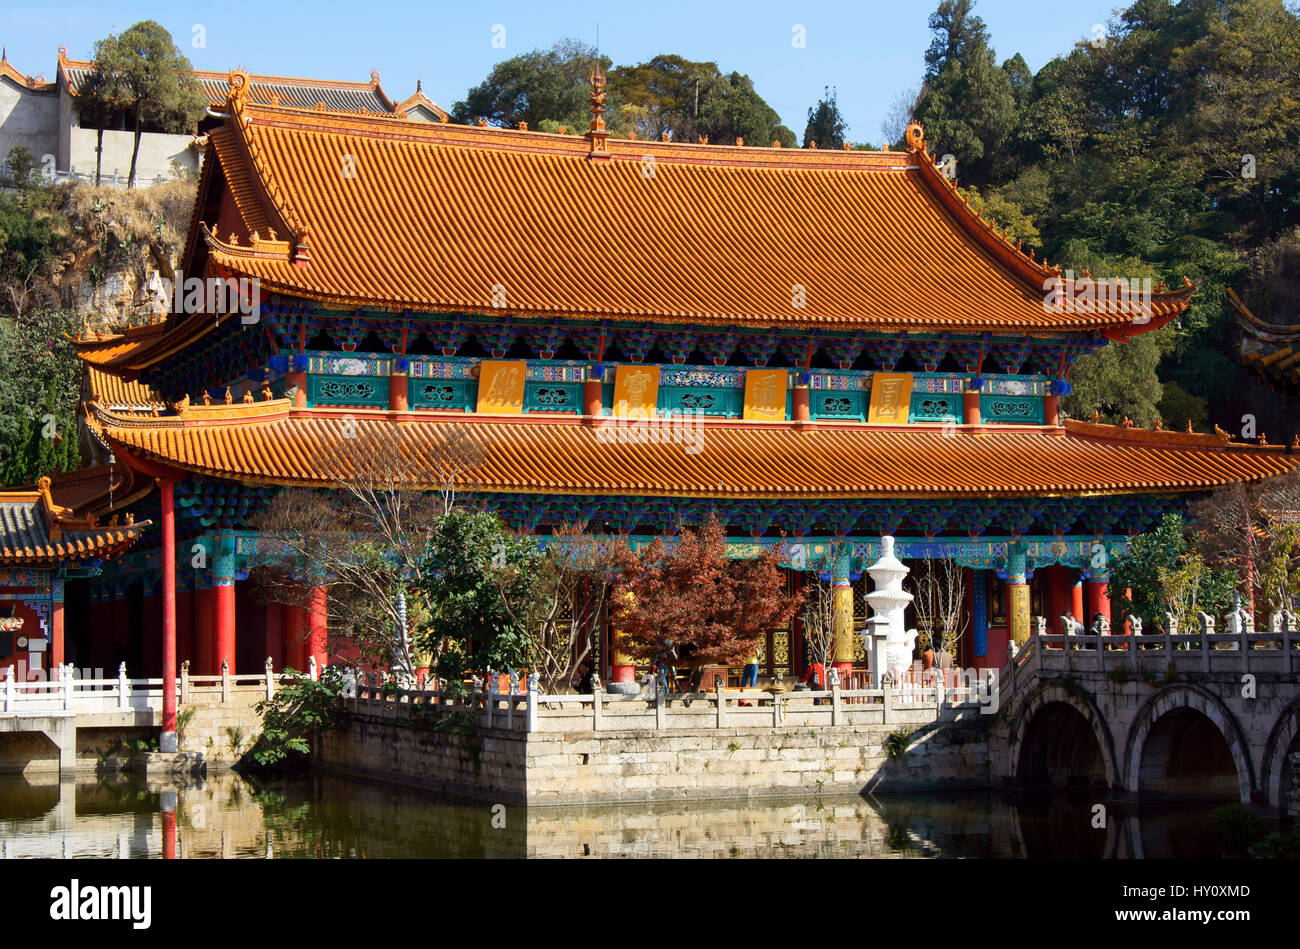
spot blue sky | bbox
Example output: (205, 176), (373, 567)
(4, 0), (1122, 140)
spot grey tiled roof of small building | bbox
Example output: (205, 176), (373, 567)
(63, 65), (392, 113)
(0, 500), (49, 552)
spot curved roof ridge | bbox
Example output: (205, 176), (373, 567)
(222, 70), (311, 256)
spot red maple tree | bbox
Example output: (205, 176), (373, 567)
(611, 515), (803, 672)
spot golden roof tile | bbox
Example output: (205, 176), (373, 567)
(84, 407), (1297, 499)
(187, 103), (1195, 333)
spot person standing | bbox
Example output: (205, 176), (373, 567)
(741, 645), (760, 689)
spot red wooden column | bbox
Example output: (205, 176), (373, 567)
(50, 579), (65, 674)
(194, 588), (214, 675)
(160, 479), (178, 753)
(583, 368), (603, 417)
(792, 373), (810, 422)
(283, 601), (307, 671)
(112, 592), (130, 670)
(389, 369), (409, 411)
(1086, 571), (1112, 628)
(307, 586), (328, 669)
(214, 535), (237, 673)
(1044, 565), (1072, 636)
(264, 600), (284, 670)
(609, 586), (635, 684)
(215, 583), (236, 673)
(1071, 574), (1085, 624)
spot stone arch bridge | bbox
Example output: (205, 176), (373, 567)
(991, 618), (1300, 813)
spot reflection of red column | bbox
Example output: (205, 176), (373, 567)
(308, 587), (328, 669)
(215, 582), (236, 674)
(162, 805), (176, 860)
(160, 480), (178, 752)
(1071, 576), (1084, 624)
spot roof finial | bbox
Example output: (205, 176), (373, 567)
(905, 120), (925, 152)
(416, 78), (422, 93)
(586, 64), (610, 158)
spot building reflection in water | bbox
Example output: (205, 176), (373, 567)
(0, 772), (1244, 859)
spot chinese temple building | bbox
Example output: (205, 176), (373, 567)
(66, 69), (1299, 711)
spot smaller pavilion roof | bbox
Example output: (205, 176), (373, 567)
(0, 473), (150, 566)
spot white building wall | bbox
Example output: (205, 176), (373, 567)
(67, 125), (198, 183)
(0, 79), (59, 170)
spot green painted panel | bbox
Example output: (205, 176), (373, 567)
(524, 381), (581, 413)
(909, 392), (961, 423)
(309, 374), (387, 407)
(809, 390), (865, 421)
(410, 378), (475, 411)
(658, 385), (742, 417)
(980, 393), (1044, 424)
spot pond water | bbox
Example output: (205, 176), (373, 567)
(0, 770), (1257, 858)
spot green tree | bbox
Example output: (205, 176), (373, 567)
(1063, 324), (1172, 426)
(0, 310), (82, 486)
(3, 147), (36, 189)
(89, 21), (208, 188)
(913, 0), (1018, 186)
(452, 39), (619, 133)
(75, 69), (121, 188)
(610, 55), (794, 145)
(1108, 513), (1238, 631)
(413, 509), (537, 689)
(803, 86), (846, 149)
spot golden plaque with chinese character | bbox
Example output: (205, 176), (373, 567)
(613, 365), (659, 418)
(476, 361), (526, 414)
(867, 372), (913, 424)
(743, 369), (788, 421)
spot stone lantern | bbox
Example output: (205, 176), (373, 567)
(862, 536), (918, 687)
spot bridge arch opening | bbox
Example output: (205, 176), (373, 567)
(1015, 701), (1107, 790)
(1138, 707), (1239, 800)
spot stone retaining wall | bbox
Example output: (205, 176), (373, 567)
(315, 708), (991, 805)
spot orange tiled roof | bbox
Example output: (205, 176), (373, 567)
(393, 85), (449, 122)
(0, 53), (55, 92)
(184, 85), (1194, 334)
(85, 367), (164, 411)
(84, 403), (1297, 498)
(70, 312), (236, 371)
(0, 473), (150, 565)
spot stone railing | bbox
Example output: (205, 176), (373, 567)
(0, 658), (293, 716)
(1010, 611), (1299, 679)
(349, 670), (994, 734)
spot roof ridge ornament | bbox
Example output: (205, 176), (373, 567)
(905, 120), (924, 152)
(228, 68), (251, 106)
(586, 65), (611, 159)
